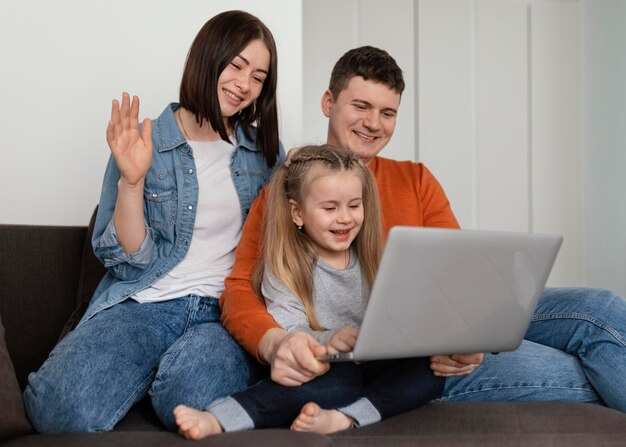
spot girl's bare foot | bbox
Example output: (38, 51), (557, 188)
(290, 402), (354, 434)
(173, 405), (223, 440)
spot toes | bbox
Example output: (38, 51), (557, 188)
(302, 402), (321, 417)
(291, 419), (306, 431)
(187, 427), (202, 441)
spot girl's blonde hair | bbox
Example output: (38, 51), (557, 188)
(253, 144), (383, 330)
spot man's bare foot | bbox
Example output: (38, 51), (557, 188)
(173, 405), (223, 440)
(290, 402), (354, 434)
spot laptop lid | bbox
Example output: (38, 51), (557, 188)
(341, 226), (562, 362)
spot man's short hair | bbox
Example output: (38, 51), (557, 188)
(328, 46), (405, 99)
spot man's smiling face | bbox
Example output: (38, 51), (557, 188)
(322, 76), (401, 164)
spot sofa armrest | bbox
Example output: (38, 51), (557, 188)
(0, 224), (86, 389)
(0, 314), (33, 440)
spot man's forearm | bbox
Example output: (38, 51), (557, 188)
(220, 280), (282, 361)
(258, 327), (288, 364)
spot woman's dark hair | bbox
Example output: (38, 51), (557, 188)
(179, 10), (280, 166)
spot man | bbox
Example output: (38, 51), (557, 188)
(221, 46), (626, 416)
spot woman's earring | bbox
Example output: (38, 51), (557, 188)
(297, 225), (303, 231)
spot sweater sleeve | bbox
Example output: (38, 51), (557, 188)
(220, 188), (281, 362)
(415, 163), (461, 229)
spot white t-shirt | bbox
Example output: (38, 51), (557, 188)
(133, 137), (242, 302)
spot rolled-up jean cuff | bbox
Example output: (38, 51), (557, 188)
(338, 397), (381, 428)
(206, 396), (254, 432)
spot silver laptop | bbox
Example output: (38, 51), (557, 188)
(321, 226), (562, 362)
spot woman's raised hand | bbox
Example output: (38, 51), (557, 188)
(106, 92), (153, 186)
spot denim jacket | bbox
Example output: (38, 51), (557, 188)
(79, 103), (285, 325)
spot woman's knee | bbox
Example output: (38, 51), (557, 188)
(24, 378), (116, 433)
(23, 326), (156, 433)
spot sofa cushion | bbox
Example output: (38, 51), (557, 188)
(0, 313), (33, 441)
(1, 429), (332, 447)
(331, 400), (626, 445)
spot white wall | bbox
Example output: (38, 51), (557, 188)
(301, 0), (624, 293)
(3, 0), (624, 295)
(302, 0), (586, 287)
(584, 0), (626, 297)
(0, 0), (302, 225)
(417, 0), (584, 286)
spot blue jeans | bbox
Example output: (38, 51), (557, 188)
(442, 287), (626, 410)
(23, 296), (262, 433)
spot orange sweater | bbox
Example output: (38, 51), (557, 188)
(220, 156), (460, 360)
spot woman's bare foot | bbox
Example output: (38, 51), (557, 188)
(173, 405), (223, 440)
(290, 402), (354, 434)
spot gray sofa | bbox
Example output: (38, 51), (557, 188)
(2, 209), (626, 446)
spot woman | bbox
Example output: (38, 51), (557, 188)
(24, 10), (284, 433)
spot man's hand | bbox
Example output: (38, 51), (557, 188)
(260, 328), (330, 386)
(430, 353), (484, 377)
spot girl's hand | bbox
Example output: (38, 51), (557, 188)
(106, 92), (153, 186)
(327, 327), (359, 355)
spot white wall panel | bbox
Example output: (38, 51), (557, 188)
(301, 0), (357, 148)
(584, 0), (626, 297)
(417, 0), (583, 286)
(530, 1), (584, 285)
(417, 0), (475, 228)
(475, 1), (529, 232)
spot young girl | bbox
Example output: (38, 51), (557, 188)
(24, 10), (284, 433)
(174, 145), (444, 439)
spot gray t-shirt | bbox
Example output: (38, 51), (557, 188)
(262, 249), (368, 345)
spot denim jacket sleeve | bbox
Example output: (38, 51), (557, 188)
(92, 156), (157, 281)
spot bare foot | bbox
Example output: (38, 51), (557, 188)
(290, 402), (353, 434)
(173, 405), (223, 440)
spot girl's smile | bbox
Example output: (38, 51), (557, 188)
(290, 167), (364, 269)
